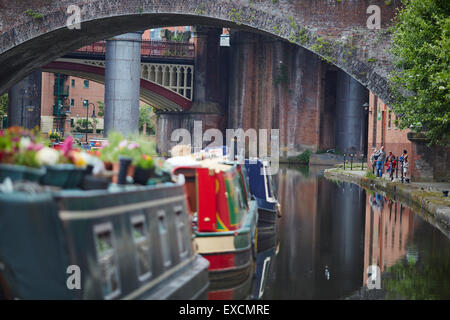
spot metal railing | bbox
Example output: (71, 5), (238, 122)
(75, 40), (195, 60)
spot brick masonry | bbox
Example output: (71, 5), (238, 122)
(367, 92), (450, 182)
(0, 0), (401, 106)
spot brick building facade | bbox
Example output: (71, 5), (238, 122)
(368, 92), (450, 182)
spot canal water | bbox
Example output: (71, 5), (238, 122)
(256, 166), (450, 300)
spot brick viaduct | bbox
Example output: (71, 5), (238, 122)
(0, 0), (402, 156)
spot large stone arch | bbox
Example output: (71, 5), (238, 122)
(0, 0), (400, 104)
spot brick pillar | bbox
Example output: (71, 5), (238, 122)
(155, 26), (226, 156)
(191, 25), (223, 114)
(7, 69), (42, 129)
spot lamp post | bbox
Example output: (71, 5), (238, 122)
(84, 101), (96, 143)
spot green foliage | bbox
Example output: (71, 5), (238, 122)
(297, 150), (311, 165)
(365, 170), (377, 179)
(390, 0), (450, 146)
(75, 119), (95, 132)
(96, 101), (104, 117)
(229, 8), (243, 25)
(0, 94), (7, 118)
(25, 9), (43, 20)
(139, 104), (156, 135)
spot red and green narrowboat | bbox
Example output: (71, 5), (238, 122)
(172, 159), (258, 297)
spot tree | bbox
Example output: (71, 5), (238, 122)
(139, 104), (156, 135)
(96, 100), (104, 117)
(390, 0), (450, 146)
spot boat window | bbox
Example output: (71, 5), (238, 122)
(174, 206), (188, 259)
(234, 175), (247, 210)
(131, 214), (151, 282)
(157, 211), (172, 267)
(263, 164), (275, 201)
(93, 222), (121, 300)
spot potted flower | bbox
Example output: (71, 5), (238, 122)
(39, 136), (86, 189)
(0, 127), (46, 182)
(133, 154), (155, 185)
(48, 130), (64, 143)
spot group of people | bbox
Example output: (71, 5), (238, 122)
(370, 147), (410, 182)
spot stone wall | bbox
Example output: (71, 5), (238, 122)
(228, 31), (325, 158)
(0, 0), (401, 106)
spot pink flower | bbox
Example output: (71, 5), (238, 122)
(119, 140), (128, 148)
(128, 143), (139, 150)
(61, 136), (73, 156)
(33, 143), (44, 152)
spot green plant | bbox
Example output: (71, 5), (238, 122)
(297, 150), (311, 165)
(0, 94), (7, 119)
(390, 0), (450, 146)
(135, 154), (155, 170)
(25, 9), (43, 20)
(366, 170), (377, 179)
(139, 104), (156, 135)
(96, 101), (104, 117)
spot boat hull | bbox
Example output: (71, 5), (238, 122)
(0, 182), (210, 300)
(194, 200), (258, 288)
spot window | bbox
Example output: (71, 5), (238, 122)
(71, 99), (74, 106)
(150, 28), (162, 40)
(157, 211), (171, 267)
(174, 207), (188, 259)
(70, 119), (74, 127)
(84, 80), (89, 88)
(93, 222), (121, 300)
(131, 215), (151, 281)
(71, 79), (75, 88)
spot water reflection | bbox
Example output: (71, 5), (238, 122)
(261, 166), (450, 300)
(207, 166), (450, 299)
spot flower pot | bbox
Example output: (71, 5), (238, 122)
(24, 166), (46, 182)
(133, 167), (155, 185)
(0, 164), (26, 182)
(40, 164), (85, 189)
(117, 157), (132, 185)
(103, 161), (113, 171)
(0, 164), (46, 183)
(81, 175), (110, 190)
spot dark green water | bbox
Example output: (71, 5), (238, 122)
(261, 166), (450, 300)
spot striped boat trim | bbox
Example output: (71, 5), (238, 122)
(59, 195), (186, 220)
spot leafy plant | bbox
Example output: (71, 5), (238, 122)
(0, 94), (7, 119)
(135, 154), (155, 170)
(389, 0), (450, 146)
(25, 9), (43, 20)
(366, 170), (377, 179)
(297, 150), (311, 165)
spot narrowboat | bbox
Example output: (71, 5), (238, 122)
(207, 219), (281, 300)
(0, 175), (210, 300)
(245, 159), (280, 227)
(171, 158), (258, 299)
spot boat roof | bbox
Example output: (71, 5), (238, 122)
(169, 155), (236, 173)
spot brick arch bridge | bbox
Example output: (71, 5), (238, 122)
(0, 0), (400, 104)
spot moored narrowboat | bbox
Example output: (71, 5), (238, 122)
(171, 158), (258, 298)
(0, 176), (209, 300)
(245, 159), (281, 227)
